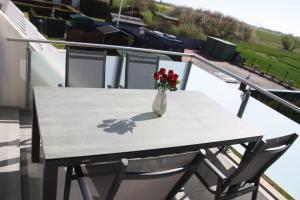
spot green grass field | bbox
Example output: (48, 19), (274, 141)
(112, 0), (131, 7)
(234, 29), (300, 88)
(155, 4), (174, 14)
(255, 29), (283, 48)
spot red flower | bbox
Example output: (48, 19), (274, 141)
(153, 72), (160, 80)
(160, 74), (168, 83)
(169, 80), (177, 88)
(173, 74), (179, 81)
(168, 74), (174, 81)
(159, 68), (166, 75)
(168, 70), (174, 76)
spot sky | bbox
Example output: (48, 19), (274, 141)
(161, 0), (300, 36)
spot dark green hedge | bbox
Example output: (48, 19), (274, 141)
(79, 0), (109, 19)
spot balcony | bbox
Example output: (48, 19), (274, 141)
(1, 1), (300, 198)
(0, 37), (299, 200)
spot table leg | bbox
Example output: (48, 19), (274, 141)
(241, 136), (263, 163)
(43, 160), (58, 200)
(32, 100), (40, 163)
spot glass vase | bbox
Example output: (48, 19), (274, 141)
(152, 88), (167, 116)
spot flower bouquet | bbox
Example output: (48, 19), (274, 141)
(153, 68), (180, 92)
(152, 68), (180, 116)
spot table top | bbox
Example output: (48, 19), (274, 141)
(33, 87), (262, 160)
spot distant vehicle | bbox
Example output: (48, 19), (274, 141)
(140, 30), (184, 60)
(214, 72), (239, 83)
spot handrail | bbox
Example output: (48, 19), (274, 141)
(6, 37), (300, 115)
(6, 38), (194, 57)
(192, 54), (300, 115)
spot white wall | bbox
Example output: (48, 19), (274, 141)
(0, 12), (27, 108)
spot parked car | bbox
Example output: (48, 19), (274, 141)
(140, 30), (184, 61)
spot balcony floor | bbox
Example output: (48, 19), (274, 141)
(1, 109), (274, 200)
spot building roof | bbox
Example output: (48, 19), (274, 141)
(155, 12), (179, 22)
(207, 36), (236, 46)
(96, 25), (120, 34)
(110, 13), (146, 27)
(147, 30), (183, 43)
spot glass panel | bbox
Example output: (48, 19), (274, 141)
(158, 60), (188, 90)
(29, 50), (66, 105)
(119, 57), (126, 88)
(243, 97), (300, 198)
(186, 64), (300, 198)
(29, 50), (120, 104)
(105, 56), (120, 87)
(119, 57), (189, 89)
(186, 64), (242, 114)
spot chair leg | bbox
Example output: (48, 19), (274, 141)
(214, 178), (223, 200)
(64, 166), (73, 200)
(251, 180), (260, 200)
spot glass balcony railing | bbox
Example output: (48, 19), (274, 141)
(7, 38), (300, 199)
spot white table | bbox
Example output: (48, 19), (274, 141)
(31, 87), (262, 200)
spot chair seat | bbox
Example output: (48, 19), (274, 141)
(195, 134), (298, 200)
(196, 148), (237, 189)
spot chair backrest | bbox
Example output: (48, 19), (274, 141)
(124, 53), (159, 89)
(65, 48), (106, 88)
(110, 151), (202, 200)
(78, 151), (202, 200)
(226, 133), (298, 186)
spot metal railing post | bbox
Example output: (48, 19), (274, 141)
(237, 89), (251, 118)
(114, 50), (124, 88)
(25, 42), (31, 108)
(181, 60), (192, 90)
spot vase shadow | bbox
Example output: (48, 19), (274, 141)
(97, 112), (159, 135)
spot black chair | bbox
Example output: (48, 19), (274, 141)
(123, 53), (159, 89)
(64, 151), (204, 200)
(65, 48), (106, 88)
(195, 133), (298, 200)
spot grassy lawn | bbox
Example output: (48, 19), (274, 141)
(255, 28), (283, 48)
(235, 40), (300, 88)
(47, 37), (66, 49)
(140, 10), (153, 24)
(23, 12), (29, 19)
(155, 4), (174, 14)
(89, 17), (105, 22)
(112, 0), (131, 7)
(233, 28), (300, 88)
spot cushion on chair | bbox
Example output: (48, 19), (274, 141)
(196, 148), (237, 189)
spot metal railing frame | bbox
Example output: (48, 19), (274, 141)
(6, 38), (300, 117)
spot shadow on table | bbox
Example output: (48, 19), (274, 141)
(97, 112), (158, 135)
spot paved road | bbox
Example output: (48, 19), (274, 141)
(184, 50), (286, 90)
